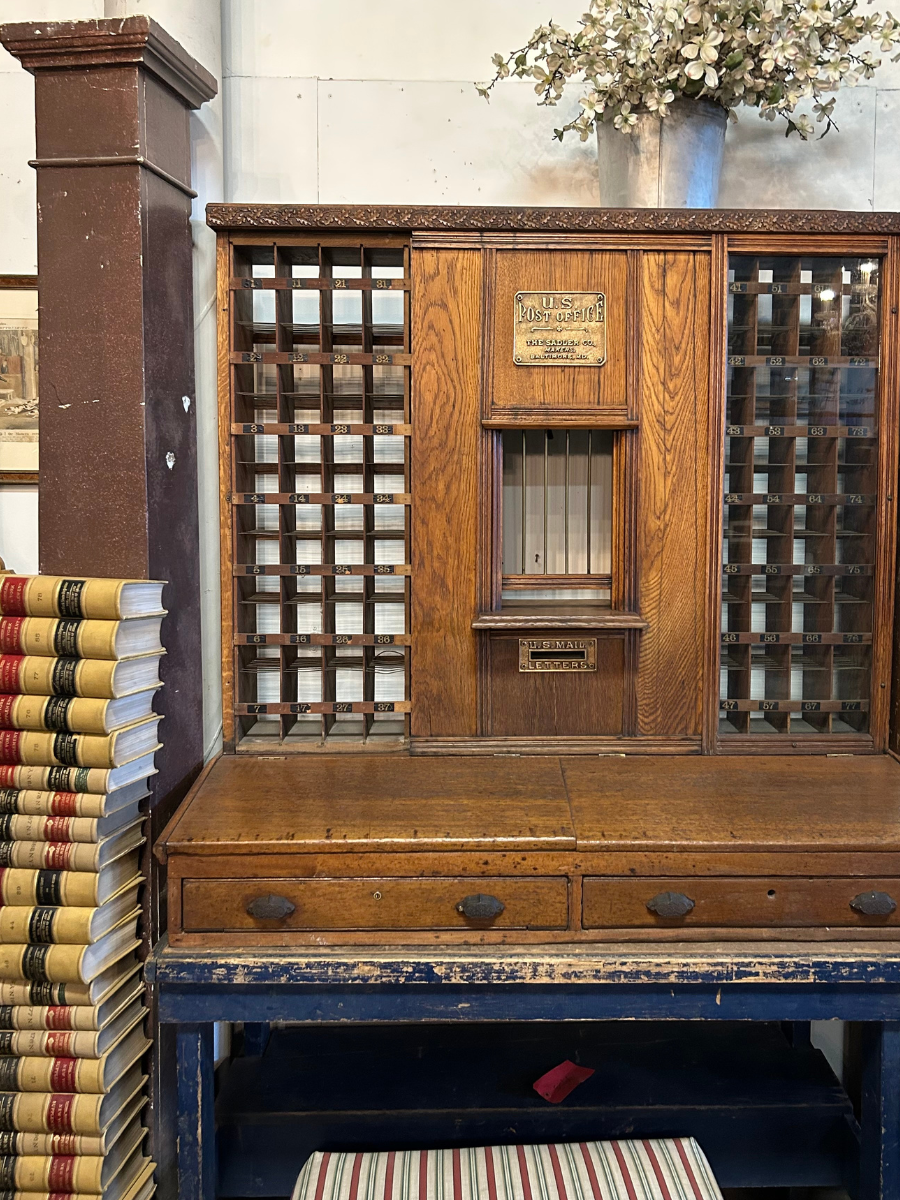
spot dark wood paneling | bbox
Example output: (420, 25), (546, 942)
(486, 632), (624, 737)
(410, 248), (482, 737)
(488, 250), (628, 417)
(636, 251), (710, 736)
(182, 876), (568, 933)
(583, 875), (900, 929)
(564, 754), (900, 851)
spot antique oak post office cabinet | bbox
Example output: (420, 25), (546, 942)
(158, 206), (900, 947)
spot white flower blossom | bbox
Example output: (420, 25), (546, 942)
(478, 0), (900, 138)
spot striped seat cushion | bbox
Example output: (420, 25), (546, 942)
(292, 1140), (723, 1200)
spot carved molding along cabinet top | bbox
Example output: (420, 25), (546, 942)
(206, 204), (900, 235)
(158, 205), (900, 949)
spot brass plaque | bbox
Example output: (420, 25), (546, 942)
(513, 292), (606, 366)
(519, 638), (598, 672)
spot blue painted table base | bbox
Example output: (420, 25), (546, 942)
(147, 942), (900, 1200)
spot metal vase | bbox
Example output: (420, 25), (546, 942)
(596, 96), (727, 207)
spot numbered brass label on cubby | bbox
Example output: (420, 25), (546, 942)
(518, 638), (598, 672)
(513, 292), (606, 366)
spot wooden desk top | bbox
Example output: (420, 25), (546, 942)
(159, 754), (576, 857)
(564, 755), (900, 852)
(159, 752), (900, 858)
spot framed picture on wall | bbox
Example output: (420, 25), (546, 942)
(0, 276), (38, 483)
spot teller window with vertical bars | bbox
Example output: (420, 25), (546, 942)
(720, 254), (880, 737)
(228, 241), (410, 747)
(501, 429), (614, 605)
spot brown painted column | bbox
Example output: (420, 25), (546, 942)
(0, 17), (217, 933)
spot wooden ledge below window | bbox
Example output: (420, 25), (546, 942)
(472, 607), (648, 630)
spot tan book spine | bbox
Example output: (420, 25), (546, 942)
(3, 1092), (106, 1135)
(0, 871), (102, 906)
(0, 1055), (104, 1094)
(0, 947), (88, 986)
(0, 843), (101, 872)
(0, 699), (115, 738)
(0, 770), (113, 797)
(0, 1131), (106, 1155)
(0, 1029), (102, 1058)
(4, 1150), (106, 1192)
(0, 791), (105, 820)
(0, 729), (142, 771)
(0, 622), (119, 662)
(9, 579), (133, 621)
(0, 816), (100, 844)
(0, 984), (92, 1008)
(0, 910), (98, 947)
(0, 1007), (101, 1033)
(0, 659), (119, 700)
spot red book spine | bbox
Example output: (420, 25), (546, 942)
(45, 1009), (75, 1032)
(45, 1095), (76, 1133)
(0, 621), (25, 655)
(43, 817), (73, 843)
(48, 1060), (77, 1093)
(41, 845), (73, 870)
(0, 580), (28, 619)
(0, 659), (24, 695)
(49, 794), (78, 818)
(44, 1032), (74, 1058)
(47, 1157), (77, 1192)
(0, 733), (24, 765)
(0, 699), (17, 729)
(48, 1134), (78, 1155)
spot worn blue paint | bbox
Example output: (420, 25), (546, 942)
(146, 942), (900, 988)
(176, 1024), (216, 1200)
(240, 1022), (270, 1056)
(156, 982), (900, 1024)
(861, 1021), (900, 1200)
(150, 943), (900, 1199)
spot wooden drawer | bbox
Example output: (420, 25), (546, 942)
(582, 876), (900, 929)
(182, 877), (568, 933)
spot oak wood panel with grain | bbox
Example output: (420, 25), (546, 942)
(702, 235), (728, 751)
(488, 250), (628, 417)
(218, 235), (236, 749)
(166, 925), (900, 946)
(583, 875), (900, 929)
(160, 754), (575, 856)
(486, 632), (625, 737)
(564, 754), (900, 851)
(411, 247), (482, 737)
(636, 251), (711, 736)
(182, 876), (568, 933)
(873, 235), (900, 749)
(165, 848), (900, 882)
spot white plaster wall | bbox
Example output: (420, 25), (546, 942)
(221, 0), (900, 210)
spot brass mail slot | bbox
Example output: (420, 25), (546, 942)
(518, 638), (598, 672)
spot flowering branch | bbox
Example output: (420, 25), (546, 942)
(475, 0), (900, 138)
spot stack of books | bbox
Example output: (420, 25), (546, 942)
(0, 575), (164, 1200)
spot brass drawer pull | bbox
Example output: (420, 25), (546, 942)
(850, 890), (897, 917)
(646, 891), (695, 919)
(246, 894), (296, 920)
(456, 893), (505, 921)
